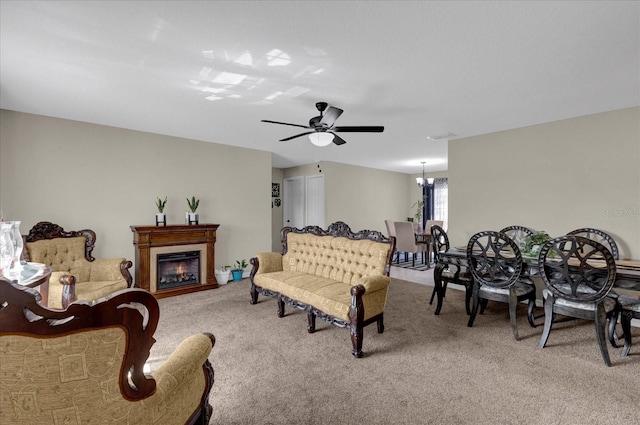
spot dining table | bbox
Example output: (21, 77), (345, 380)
(432, 246), (640, 315)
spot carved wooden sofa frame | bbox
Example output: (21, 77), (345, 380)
(249, 221), (395, 358)
(24, 221), (134, 308)
(0, 278), (215, 424)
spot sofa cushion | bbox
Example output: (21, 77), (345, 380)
(254, 271), (388, 321)
(282, 234), (390, 286)
(26, 237), (88, 272)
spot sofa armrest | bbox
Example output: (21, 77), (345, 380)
(150, 333), (215, 422)
(252, 252), (283, 274)
(89, 257), (130, 281)
(359, 275), (391, 293)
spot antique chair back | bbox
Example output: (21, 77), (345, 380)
(567, 227), (619, 260)
(499, 225), (534, 249)
(537, 235), (617, 366)
(466, 230), (536, 340)
(0, 277), (215, 423)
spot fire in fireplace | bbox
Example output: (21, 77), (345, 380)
(157, 251), (200, 290)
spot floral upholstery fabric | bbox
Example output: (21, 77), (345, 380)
(0, 329), (212, 424)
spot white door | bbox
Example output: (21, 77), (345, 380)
(283, 177), (305, 228)
(305, 175), (325, 228)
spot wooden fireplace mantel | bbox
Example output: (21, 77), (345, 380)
(131, 224), (220, 298)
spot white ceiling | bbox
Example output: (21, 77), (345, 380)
(1, 1), (638, 174)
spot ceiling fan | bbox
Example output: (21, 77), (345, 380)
(261, 102), (384, 146)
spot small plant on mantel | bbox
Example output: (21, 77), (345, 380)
(155, 196), (167, 213)
(186, 196), (199, 213)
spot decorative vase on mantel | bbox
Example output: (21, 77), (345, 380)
(155, 213), (166, 226)
(155, 196), (167, 226)
(186, 212), (199, 225)
(186, 196), (200, 225)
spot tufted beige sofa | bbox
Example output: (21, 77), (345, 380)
(250, 222), (395, 358)
(24, 221), (133, 309)
(0, 277), (215, 425)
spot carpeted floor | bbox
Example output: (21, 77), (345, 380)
(149, 278), (639, 425)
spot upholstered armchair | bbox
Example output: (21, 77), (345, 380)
(0, 277), (215, 424)
(24, 221), (134, 309)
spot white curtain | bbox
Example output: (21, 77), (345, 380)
(433, 178), (448, 230)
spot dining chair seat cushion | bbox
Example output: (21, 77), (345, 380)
(480, 282), (535, 297)
(542, 288), (617, 312)
(441, 268), (472, 281)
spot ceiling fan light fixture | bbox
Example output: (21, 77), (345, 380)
(309, 132), (334, 147)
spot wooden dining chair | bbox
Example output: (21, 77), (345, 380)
(466, 230), (536, 341)
(537, 235), (618, 366)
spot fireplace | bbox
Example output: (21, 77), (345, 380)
(131, 224), (219, 298)
(157, 251), (200, 290)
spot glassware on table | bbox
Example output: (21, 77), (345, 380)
(0, 222), (15, 277)
(1, 221), (24, 279)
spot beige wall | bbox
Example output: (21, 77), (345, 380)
(448, 107), (640, 259)
(0, 110), (272, 274)
(282, 161), (412, 236)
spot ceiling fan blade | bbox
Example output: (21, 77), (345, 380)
(279, 131), (315, 142)
(262, 119), (310, 130)
(331, 133), (347, 145)
(320, 106), (343, 127)
(333, 126), (384, 133)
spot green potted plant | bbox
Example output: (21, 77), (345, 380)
(410, 199), (424, 229)
(186, 196), (199, 225)
(231, 259), (247, 281)
(155, 196), (167, 226)
(523, 231), (552, 257)
(215, 265), (231, 285)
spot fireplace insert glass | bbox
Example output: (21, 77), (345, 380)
(157, 251), (200, 290)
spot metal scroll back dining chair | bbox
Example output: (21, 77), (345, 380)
(500, 225), (534, 250)
(537, 235), (618, 366)
(500, 225), (535, 278)
(423, 220), (444, 266)
(566, 228), (630, 348)
(429, 225), (473, 315)
(566, 228), (619, 260)
(466, 230), (536, 341)
(394, 221), (427, 267)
